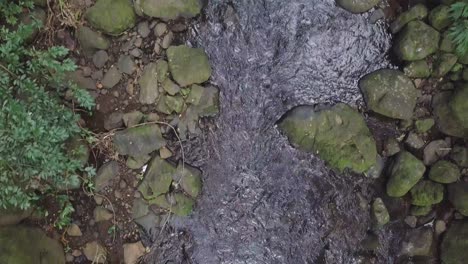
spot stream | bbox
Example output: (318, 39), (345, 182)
(146, 0), (399, 263)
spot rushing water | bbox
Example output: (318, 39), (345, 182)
(145, 0), (397, 263)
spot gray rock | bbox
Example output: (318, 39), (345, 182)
(162, 78), (181, 95)
(137, 21), (151, 38)
(76, 26), (110, 55)
(405, 132), (425, 149)
(161, 31), (173, 49)
(104, 112), (123, 131)
(83, 241), (107, 263)
(123, 111), (143, 127)
(139, 0), (202, 19)
(390, 4), (428, 34)
(139, 62), (160, 104)
(67, 70), (96, 90)
(423, 139), (451, 165)
(384, 138), (401, 157)
(448, 182), (468, 216)
(117, 55), (136, 75)
(66, 224), (82, 237)
(429, 160), (460, 184)
(440, 221), (468, 264)
(393, 21), (440, 61)
(101, 67), (122, 88)
(113, 124), (166, 156)
(336, 0), (379, 13)
(126, 155), (151, 169)
(433, 91), (468, 138)
(372, 198), (390, 228)
(123, 241), (146, 264)
(451, 146), (468, 167)
(92, 50), (109, 68)
(172, 163), (203, 198)
(95, 161), (119, 191)
(130, 48), (142, 58)
(400, 228), (433, 257)
(138, 157), (175, 199)
(94, 206), (113, 222)
(167, 45), (212, 87)
(449, 83), (468, 130)
(154, 23), (167, 37)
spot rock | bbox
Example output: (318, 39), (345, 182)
(123, 241), (146, 264)
(167, 45), (212, 87)
(138, 157), (175, 199)
(130, 48), (142, 58)
(72, 250), (82, 257)
(428, 5), (452, 31)
(278, 103), (377, 173)
(118, 55), (136, 75)
(415, 118), (434, 133)
(161, 31), (174, 49)
(384, 138), (401, 157)
(139, 0), (202, 19)
(449, 84), (468, 129)
(405, 132), (425, 149)
(132, 198), (149, 219)
(393, 21), (440, 61)
(76, 26), (110, 54)
(400, 227), (433, 257)
(451, 146), (468, 167)
(66, 223), (82, 237)
(448, 182), (468, 216)
(67, 70), (96, 90)
(359, 69), (419, 119)
(83, 241), (107, 263)
(0, 207), (32, 226)
(159, 147), (173, 159)
(336, 0), (379, 13)
(65, 253), (74, 262)
(387, 151), (426, 197)
(433, 91), (468, 138)
(404, 60), (431, 78)
(94, 206), (113, 222)
(193, 85), (220, 117)
(93, 50), (109, 69)
(137, 21), (150, 38)
(92, 70), (103, 80)
(404, 215), (417, 228)
(440, 221), (468, 263)
(127, 155), (151, 169)
(154, 23), (167, 37)
(172, 163), (203, 198)
(85, 0), (136, 35)
(94, 196), (103, 205)
(440, 32), (456, 53)
(187, 84), (204, 105)
(410, 180), (444, 206)
(433, 53), (458, 77)
(138, 62), (160, 104)
(410, 205), (432, 216)
(104, 112), (123, 131)
(162, 78), (181, 95)
(423, 139), (451, 165)
(101, 66), (122, 88)
(435, 220), (447, 235)
(0, 226), (65, 263)
(114, 124), (166, 156)
(165, 95), (185, 113)
(429, 160), (460, 183)
(156, 60), (169, 82)
(95, 161), (119, 191)
(151, 192), (195, 216)
(390, 4), (428, 34)
(156, 95), (173, 115)
(123, 111), (143, 127)
(372, 198), (390, 228)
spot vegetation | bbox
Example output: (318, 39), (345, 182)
(449, 1), (468, 56)
(0, 1), (94, 210)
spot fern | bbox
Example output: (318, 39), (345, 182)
(448, 1), (468, 56)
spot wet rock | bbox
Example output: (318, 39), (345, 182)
(173, 163), (203, 198)
(440, 221), (468, 263)
(404, 60), (431, 78)
(0, 207), (32, 226)
(123, 241), (146, 264)
(118, 55), (136, 75)
(415, 118), (434, 133)
(410, 205), (432, 216)
(126, 155), (151, 169)
(400, 227), (433, 257)
(393, 21), (440, 61)
(448, 181), (468, 216)
(161, 31), (174, 49)
(359, 69), (419, 120)
(336, 0), (379, 13)
(278, 103), (377, 173)
(83, 241), (107, 263)
(66, 224), (82, 237)
(94, 206), (113, 222)
(165, 95), (185, 113)
(451, 146), (468, 167)
(428, 5), (452, 31)
(138, 157), (175, 199)
(95, 161), (119, 191)
(410, 180), (444, 206)
(137, 21), (150, 38)
(371, 198), (389, 228)
(162, 78), (181, 95)
(423, 139), (451, 165)
(433, 91), (468, 138)
(167, 45), (212, 87)
(387, 151), (426, 197)
(0, 226), (65, 263)
(139, 62), (160, 104)
(433, 53), (458, 77)
(139, 0), (201, 19)
(104, 112), (123, 131)
(390, 4), (428, 34)
(405, 132), (425, 149)
(154, 23), (167, 37)
(123, 111), (143, 127)
(101, 66), (122, 88)
(76, 26), (110, 54)
(449, 84), (468, 129)
(93, 50), (109, 68)
(113, 124), (166, 156)
(85, 0), (136, 35)
(429, 160), (460, 183)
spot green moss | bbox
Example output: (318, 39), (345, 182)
(410, 180), (444, 206)
(167, 45), (212, 87)
(429, 160), (460, 183)
(386, 151), (426, 197)
(85, 0), (136, 35)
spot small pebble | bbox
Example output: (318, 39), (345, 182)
(113, 91), (120, 98)
(161, 31), (174, 49)
(130, 48), (142, 58)
(435, 220), (446, 235)
(120, 180), (127, 189)
(114, 190), (122, 199)
(404, 216), (417, 228)
(134, 37), (143, 48)
(82, 66), (92, 77)
(154, 23), (167, 37)
(100, 89), (108, 95)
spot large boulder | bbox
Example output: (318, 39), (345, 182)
(390, 4), (428, 34)
(336, 0), (380, 14)
(359, 69), (419, 119)
(0, 226), (65, 264)
(113, 124), (166, 156)
(440, 221), (468, 264)
(138, 0), (202, 19)
(449, 84), (468, 129)
(386, 151), (426, 197)
(433, 91), (468, 138)
(85, 0), (136, 35)
(448, 181), (468, 216)
(278, 103), (377, 173)
(393, 21), (440, 61)
(0, 208), (32, 226)
(167, 45), (212, 87)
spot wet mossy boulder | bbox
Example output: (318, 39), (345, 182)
(449, 84), (468, 129)
(390, 4), (428, 34)
(404, 60), (431, 78)
(359, 69), (419, 119)
(0, 226), (65, 264)
(448, 182), (468, 216)
(138, 0), (202, 19)
(336, 0), (380, 14)
(440, 221), (468, 264)
(410, 180), (444, 206)
(387, 151), (426, 197)
(372, 198), (390, 228)
(76, 26), (110, 55)
(433, 91), (468, 138)
(113, 124), (166, 156)
(429, 160), (460, 183)
(428, 5), (452, 31)
(278, 103), (377, 173)
(167, 45), (212, 87)
(433, 53), (458, 77)
(138, 157), (175, 200)
(85, 0), (136, 35)
(394, 21), (440, 61)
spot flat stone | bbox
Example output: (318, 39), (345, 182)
(429, 160), (460, 184)
(83, 241), (107, 263)
(126, 155), (151, 169)
(118, 55), (136, 75)
(101, 67), (122, 89)
(159, 147), (172, 159)
(167, 45), (212, 87)
(66, 224), (82, 237)
(161, 31), (173, 49)
(113, 124), (166, 156)
(162, 78), (181, 96)
(95, 161), (119, 191)
(138, 157), (175, 199)
(137, 21), (151, 38)
(423, 140), (451, 165)
(93, 50), (109, 68)
(172, 162), (202, 198)
(94, 206), (113, 222)
(154, 23), (167, 37)
(393, 21), (440, 61)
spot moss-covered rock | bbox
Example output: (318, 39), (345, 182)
(138, 157), (175, 200)
(404, 60), (431, 78)
(390, 4), (428, 34)
(139, 0), (202, 19)
(126, 155), (151, 169)
(94, 161), (119, 191)
(372, 198), (390, 228)
(162, 78), (181, 96)
(85, 0), (136, 35)
(113, 124), (166, 156)
(410, 180), (444, 206)
(415, 118), (434, 133)
(173, 163), (202, 198)
(410, 205), (432, 216)
(393, 21), (440, 61)
(451, 146), (468, 167)
(278, 103), (377, 173)
(440, 33), (456, 52)
(449, 84), (468, 129)
(139, 62), (160, 104)
(429, 160), (460, 183)
(359, 69), (419, 119)
(336, 0), (380, 14)
(165, 95), (185, 113)
(76, 26), (110, 55)
(428, 5), (452, 31)
(433, 91), (468, 138)
(440, 221), (468, 264)
(0, 207), (32, 226)
(387, 151), (426, 197)
(167, 45), (212, 87)
(433, 53), (458, 77)
(448, 182), (468, 216)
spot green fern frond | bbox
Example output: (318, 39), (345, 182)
(448, 1), (468, 56)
